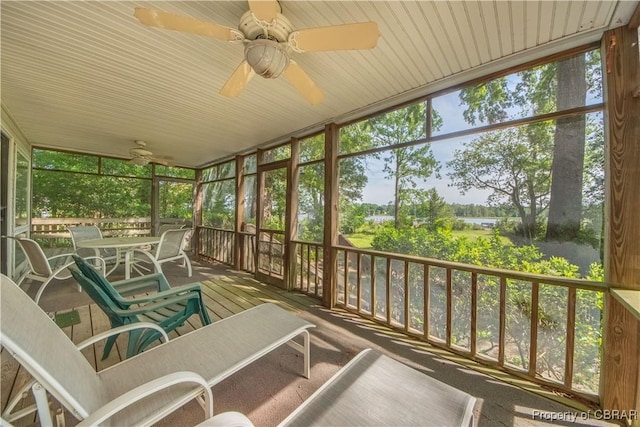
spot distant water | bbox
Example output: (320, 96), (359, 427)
(365, 215), (395, 223)
(365, 216), (498, 226)
(459, 217), (498, 225)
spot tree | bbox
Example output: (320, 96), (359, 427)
(412, 188), (454, 231)
(447, 125), (552, 240)
(457, 51), (601, 242)
(298, 136), (325, 241)
(337, 121), (376, 234)
(368, 103), (440, 228)
(545, 55), (586, 240)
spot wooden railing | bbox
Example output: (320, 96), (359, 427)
(196, 227), (256, 272)
(256, 229), (285, 280)
(31, 217), (152, 247)
(194, 228), (606, 400)
(292, 240), (323, 298)
(198, 226), (234, 265)
(334, 245), (607, 402)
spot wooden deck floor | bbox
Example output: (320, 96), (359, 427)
(1, 261), (318, 426)
(1, 258), (619, 427)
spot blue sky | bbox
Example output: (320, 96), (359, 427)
(360, 89), (492, 206)
(360, 136), (493, 206)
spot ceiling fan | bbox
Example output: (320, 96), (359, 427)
(134, 1), (379, 104)
(129, 140), (169, 166)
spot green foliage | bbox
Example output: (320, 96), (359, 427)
(155, 165), (196, 179)
(460, 79), (513, 125)
(33, 148), (98, 173)
(101, 158), (151, 177)
(298, 162), (324, 242)
(201, 180), (235, 229)
(340, 204), (366, 234)
(370, 225), (603, 391)
(367, 103), (440, 228)
(158, 181), (193, 220)
(33, 170), (151, 218)
(447, 125), (552, 240)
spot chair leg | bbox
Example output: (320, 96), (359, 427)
(32, 382), (54, 427)
(183, 254), (192, 277)
(33, 278), (53, 305)
(15, 270), (30, 288)
(102, 334), (119, 360)
(199, 301), (212, 325)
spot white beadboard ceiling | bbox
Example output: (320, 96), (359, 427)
(1, 1), (637, 168)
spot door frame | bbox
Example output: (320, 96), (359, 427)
(255, 159), (291, 288)
(1, 132), (9, 275)
(152, 175), (195, 235)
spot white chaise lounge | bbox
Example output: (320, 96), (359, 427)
(199, 348), (478, 427)
(0, 274), (314, 426)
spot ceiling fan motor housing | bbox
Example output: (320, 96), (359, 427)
(239, 11), (293, 42)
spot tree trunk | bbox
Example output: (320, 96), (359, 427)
(546, 55), (586, 240)
(394, 154), (401, 228)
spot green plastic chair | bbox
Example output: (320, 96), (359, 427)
(70, 255), (212, 359)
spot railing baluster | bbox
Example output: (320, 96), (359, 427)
(471, 272), (477, 356)
(356, 253), (362, 313)
(371, 255), (377, 319)
(446, 268), (452, 347)
(306, 245), (311, 292)
(314, 244), (319, 296)
(404, 260), (409, 332)
(529, 281), (540, 377)
(385, 257), (391, 325)
(499, 276), (507, 366)
(423, 264), (430, 339)
(344, 250), (348, 305)
(565, 287), (577, 388)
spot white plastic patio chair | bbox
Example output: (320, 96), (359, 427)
(133, 228), (193, 277)
(156, 223), (185, 236)
(68, 225), (118, 260)
(12, 237), (104, 305)
(0, 273), (313, 426)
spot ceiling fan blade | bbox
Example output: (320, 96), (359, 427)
(247, 0), (280, 22)
(134, 7), (241, 41)
(290, 22), (379, 52)
(220, 61), (255, 98)
(283, 61), (325, 105)
(151, 158), (170, 166)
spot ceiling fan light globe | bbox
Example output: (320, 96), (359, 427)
(130, 157), (150, 166)
(244, 39), (289, 79)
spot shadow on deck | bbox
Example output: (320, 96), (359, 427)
(1, 256), (617, 427)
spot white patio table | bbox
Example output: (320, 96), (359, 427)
(76, 236), (161, 279)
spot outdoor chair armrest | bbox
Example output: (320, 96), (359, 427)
(76, 371), (213, 426)
(111, 272), (172, 295)
(119, 282), (204, 303)
(45, 252), (74, 262)
(118, 292), (203, 315)
(76, 323), (169, 351)
(109, 283), (204, 308)
(49, 254), (106, 275)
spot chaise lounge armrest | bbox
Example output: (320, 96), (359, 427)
(76, 322), (169, 351)
(76, 371), (213, 426)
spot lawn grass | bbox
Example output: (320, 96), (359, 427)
(343, 233), (375, 248)
(343, 228), (511, 249)
(451, 228), (511, 243)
